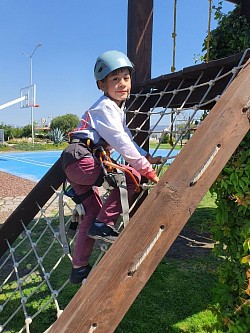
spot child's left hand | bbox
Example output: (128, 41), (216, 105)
(146, 154), (163, 165)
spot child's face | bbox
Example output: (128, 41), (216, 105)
(99, 68), (131, 106)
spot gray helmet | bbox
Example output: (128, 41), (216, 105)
(94, 50), (134, 81)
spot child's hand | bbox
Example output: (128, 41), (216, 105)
(151, 175), (159, 183)
(146, 154), (163, 165)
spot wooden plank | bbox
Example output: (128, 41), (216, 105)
(48, 61), (250, 333)
(0, 158), (65, 257)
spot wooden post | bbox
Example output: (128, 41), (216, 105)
(127, 0), (153, 149)
(127, 0), (153, 83)
(48, 59), (250, 333)
(126, 0), (153, 214)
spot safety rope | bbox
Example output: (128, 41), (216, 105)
(206, 0), (212, 62)
(171, 0), (178, 73)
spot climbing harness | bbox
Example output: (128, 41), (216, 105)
(93, 145), (140, 193)
(94, 146), (140, 229)
(59, 139), (141, 252)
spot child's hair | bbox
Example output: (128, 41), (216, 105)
(101, 67), (132, 81)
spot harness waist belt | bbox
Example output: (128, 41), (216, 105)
(70, 137), (97, 150)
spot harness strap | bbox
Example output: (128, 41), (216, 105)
(63, 181), (95, 204)
(115, 170), (130, 228)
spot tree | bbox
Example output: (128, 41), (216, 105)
(21, 125), (32, 138)
(160, 130), (170, 144)
(202, 3), (250, 61)
(50, 114), (79, 135)
(0, 123), (23, 140)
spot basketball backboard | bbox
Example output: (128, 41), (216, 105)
(20, 84), (36, 108)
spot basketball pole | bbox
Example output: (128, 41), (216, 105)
(21, 43), (42, 145)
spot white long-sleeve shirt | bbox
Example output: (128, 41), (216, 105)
(71, 95), (155, 178)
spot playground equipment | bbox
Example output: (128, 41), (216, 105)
(0, 1), (249, 332)
(0, 48), (249, 332)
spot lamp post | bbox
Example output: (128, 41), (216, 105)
(22, 43), (42, 145)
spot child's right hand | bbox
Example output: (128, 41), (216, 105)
(151, 175), (159, 183)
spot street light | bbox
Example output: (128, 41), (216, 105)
(22, 43), (43, 145)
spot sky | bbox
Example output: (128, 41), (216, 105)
(0, 0), (236, 127)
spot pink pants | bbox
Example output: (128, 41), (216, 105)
(65, 157), (141, 266)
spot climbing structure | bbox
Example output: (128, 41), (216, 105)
(0, 1), (250, 332)
(0, 48), (249, 333)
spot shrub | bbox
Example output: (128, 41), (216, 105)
(49, 128), (66, 145)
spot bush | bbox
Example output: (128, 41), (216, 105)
(211, 132), (250, 332)
(201, 4), (250, 331)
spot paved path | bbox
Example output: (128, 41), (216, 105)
(0, 196), (26, 224)
(0, 194), (74, 225)
(0, 187), (106, 225)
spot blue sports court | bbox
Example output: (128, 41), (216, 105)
(0, 151), (61, 182)
(0, 148), (177, 182)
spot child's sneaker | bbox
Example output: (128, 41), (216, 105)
(87, 221), (119, 243)
(70, 264), (92, 284)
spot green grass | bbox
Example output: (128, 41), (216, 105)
(0, 142), (67, 151)
(116, 259), (220, 333)
(149, 142), (183, 150)
(0, 141), (176, 152)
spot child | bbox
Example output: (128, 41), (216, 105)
(61, 50), (162, 284)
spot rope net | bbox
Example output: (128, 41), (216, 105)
(0, 50), (249, 333)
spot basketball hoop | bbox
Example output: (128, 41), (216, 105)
(20, 84), (37, 109)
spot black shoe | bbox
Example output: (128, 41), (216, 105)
(87, 221), (120, 243)
(69, 264), (92, 284)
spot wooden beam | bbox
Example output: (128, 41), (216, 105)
(126, 0), (154, 213)
(226, 0), (240, 4)
(127, 0), (153, 148)
(226, 0), (250, 22)
(0, 158), (65, 257)
(48, 60), (250, 333)
(127, 0), (153, 83)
